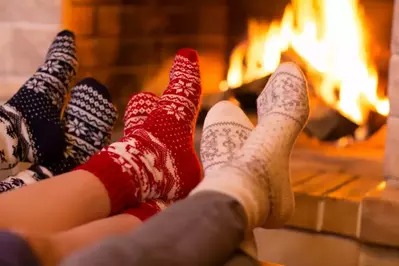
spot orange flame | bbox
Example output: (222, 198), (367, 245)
(221, 0), (389, 124)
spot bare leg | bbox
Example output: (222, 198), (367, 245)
(50, 214), (142, 261)
(0, 170), (111, 234)
(18, 214), (142, 266)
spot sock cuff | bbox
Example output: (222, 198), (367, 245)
(76, 152), (138, 215)
(190, 175), (263, 232)
(123, 203), (162, 222)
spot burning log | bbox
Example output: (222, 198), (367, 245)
(304, 106), (359, 141)
(224, 75), (271, 112)
(221, 73), (360, 142)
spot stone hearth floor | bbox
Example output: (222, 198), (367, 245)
(111, 124), (399, 265)
(113, 123), (397, 246)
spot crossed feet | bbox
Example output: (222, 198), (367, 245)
(0, 31), (310, 253)
(0, 31), (117, 192)
(80, 48), (309, 239)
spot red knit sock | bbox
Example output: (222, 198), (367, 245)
(123, 92), (167, 220)
(78, 48), (202, 214)
(124, 200), (170, 221)
(123, 92), (159, 136)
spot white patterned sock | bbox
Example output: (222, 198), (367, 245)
(200, 100), (254, 175)
(191, 62), (309, 231)
(193, 101), (258, 258)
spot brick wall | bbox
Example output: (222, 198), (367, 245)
(385, 0), (399, 181)
(0, 0), (61, 101)
(63, 0), (230, 127)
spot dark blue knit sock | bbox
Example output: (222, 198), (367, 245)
(0, 78), (117, 193)
(45, 77), (117, 174)
(0, 30), (78, 169)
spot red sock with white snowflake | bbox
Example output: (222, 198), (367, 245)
(77, 48), (202, 214)
(122, 92), (169, 220)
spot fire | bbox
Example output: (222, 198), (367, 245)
(222, 0), (389, 125)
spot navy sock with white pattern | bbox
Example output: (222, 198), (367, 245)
(0, 30), (78, 170)
(0, 78), (117, 193)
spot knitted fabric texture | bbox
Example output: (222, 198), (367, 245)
(0, 78), (117, 193)
(191, 62), (309, 231)
(0, 30), (78, 170)
(78, 48), (202, 214)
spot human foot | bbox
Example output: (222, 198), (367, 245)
(78, 48), (203, 214)
(0, 78), (117, 193)
(200, 100), (254, 174)
(0, 30), (78, 170)
(121, 92), (170, 221)
(191, 62), (309, 230)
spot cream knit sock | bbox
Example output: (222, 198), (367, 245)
(195, 100), (258, 258)
(200, 100), (254, 174)
(191, 62), (309, 231)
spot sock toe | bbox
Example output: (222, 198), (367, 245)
(161, 48), (202, 119)
(76, 77), (113, 103)
(46, 78), (117, 175)
(67, 78), (117, 144)
(203, 100), (253, 129)
(257, 62), (309, 125)
(176, 48), (199, 63)
(56, 29), (75, 39)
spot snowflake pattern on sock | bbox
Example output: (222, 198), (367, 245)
(78, 49), (202, 213)
(0, 30), (78, 170)
(123, 92), (159, 136)
(192, 62), (309, 231)
(0, 78), (117, 193)
(120, 92), (172, 221)
(45, 78), (117, 175)
(201, 121), (253, 172)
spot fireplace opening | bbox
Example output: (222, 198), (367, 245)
(62, 0), (393, 147)
(216, 0), (392, 145)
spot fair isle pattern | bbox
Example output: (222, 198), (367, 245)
(0, 30), (78, 167)
(66, 83), (117, 130)
(191, 62), (310, 232)
(228, 63), (309, 228)
(110, 49), (201, 200)
(0, 165), (52, 193)
(201, 121), (252, 172)
(196, 101), (256, 258)
(46, 33), (78, 61)
(0, 78), (117, 193)
(44, 78), (117, 175)
(0, 108), (20, 170)
(122, 92), (174, 220)
(124, 93), (159, 136)
(105, 131), (177, 200)
(79, 49), (202, 213)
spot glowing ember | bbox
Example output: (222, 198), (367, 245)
(221, 0), (389, 125)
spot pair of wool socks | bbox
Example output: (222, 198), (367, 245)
(191, 62), (310, 232)
(78, 48), (203, 214)
(0, 31), (117, 193)
(0, 78), (117, 193)
(0, 30), (77, 170)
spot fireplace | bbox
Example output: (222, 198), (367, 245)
(0, 0), (399, 265)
